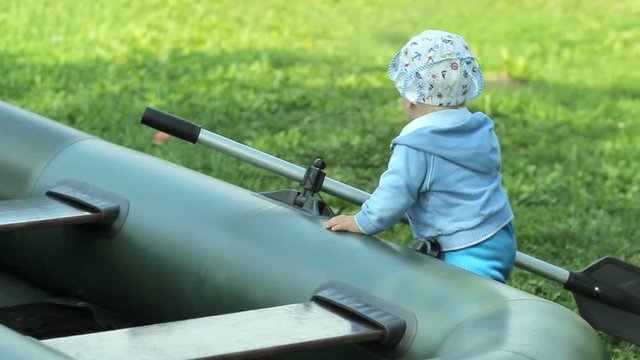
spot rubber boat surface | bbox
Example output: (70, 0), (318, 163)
(0, 100), (610, 359)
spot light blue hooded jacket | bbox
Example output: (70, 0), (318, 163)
(355, 108), (513, 251)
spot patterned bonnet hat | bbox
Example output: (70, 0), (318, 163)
(388, 29), (483, 106)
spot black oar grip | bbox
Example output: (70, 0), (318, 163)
(141, 107), (202, 143)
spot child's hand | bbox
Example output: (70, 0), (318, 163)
(325, 215), (362, 234)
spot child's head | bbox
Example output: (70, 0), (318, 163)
(388, 29), (483, 107)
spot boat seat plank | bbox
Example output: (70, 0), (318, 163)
(0, 197), (100, 233)
(42, 301), (384, 360)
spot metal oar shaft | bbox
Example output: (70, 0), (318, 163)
(142, 107), (576, 277)
(515, 252), (570, 284)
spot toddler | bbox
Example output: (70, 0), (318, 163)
(325, 29), (517, 282)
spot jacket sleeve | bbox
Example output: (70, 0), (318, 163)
(354, 144), (428, 234)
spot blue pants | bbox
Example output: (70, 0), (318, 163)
(439, 223), (517, 283)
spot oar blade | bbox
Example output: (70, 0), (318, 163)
(572, 257), (640, 345)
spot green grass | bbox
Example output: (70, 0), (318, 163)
(1, 0), (639, 358)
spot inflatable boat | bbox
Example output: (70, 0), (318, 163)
(0, 100), (622, 359)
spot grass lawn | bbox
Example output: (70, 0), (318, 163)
(1, 0), (639, 358)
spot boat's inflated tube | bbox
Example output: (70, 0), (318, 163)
(0, 101), (609, 359)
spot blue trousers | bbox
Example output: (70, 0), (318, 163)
(439, 222), (516, 283)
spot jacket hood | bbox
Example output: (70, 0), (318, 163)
(391, 109), (501, 173)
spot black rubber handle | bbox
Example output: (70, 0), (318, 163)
(140, 107), (202, 143)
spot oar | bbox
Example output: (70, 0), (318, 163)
(140, 106), (640, 345)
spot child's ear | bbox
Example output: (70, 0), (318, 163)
(401, 97), (414, 110)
